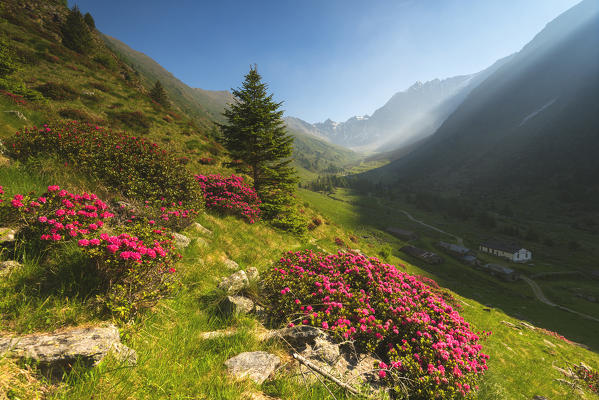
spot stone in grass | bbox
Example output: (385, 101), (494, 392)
(224, 351), (280, 384)
(246, 266), (259, 282)
(172, 232), (191, 249)
(218, 270), (249, 295)
(223, 258), (239, 271)
(0, 324), (136, 377)
(221, 295), (254, 315)
(0, 228), (16, 243)
(0, 260), (23, 277)
(195, 237), (209, 248)
(191, 222), (213, 236)
(277, 325), (327, 350)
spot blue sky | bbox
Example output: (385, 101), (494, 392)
(71, 0), (580, 123)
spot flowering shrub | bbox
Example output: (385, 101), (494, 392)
(5, 121), (202, 207)
(572, 363), (599, 394)
(195, 174), (260, 223)
(1, 90), (26, 105)
(199, 157), (216, 165)
(0, 185), (180, 319)
(263, 250), (489, 398)
(0, 185), (113, 248)
(114, 198), (198, 231)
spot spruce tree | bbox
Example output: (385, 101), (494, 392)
(220, 66), (301, 230)
(61, 6), (93, 54)
(83, 12), (96, 30)
(149, 80), (170, 109)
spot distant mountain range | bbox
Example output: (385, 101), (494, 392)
(361, 0), (599, 209)
(287, 56), (513, 153)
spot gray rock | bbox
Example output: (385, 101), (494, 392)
(277, 326), (326, 349)
(218, 270), (249, 295)
(255, 305), (266, 320)
(195, 237), (209, 248)
(311, 337), (340, 364)
(191, 222), (213, 236)
(0, 324), (136, 376)
(532, 396), (549, 400)
(221, 295), (254, 315)
(246, 266), (259, 281)
(0, 228), (16, 243)
(223, 258), (239, 271)
(172, 232), (191, 249)
(0, 260), (23, 277)
(224, 351), (280, 384)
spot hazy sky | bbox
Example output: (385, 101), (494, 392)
(71, 0), (580, 123)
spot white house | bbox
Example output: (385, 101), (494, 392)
(479, 239), (532, 263)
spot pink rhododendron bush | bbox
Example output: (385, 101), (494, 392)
(263, 250), (490, 399)
(195, 174), (261, 223)
(5, 121), (202, 207)
(0, 185), (180, 319)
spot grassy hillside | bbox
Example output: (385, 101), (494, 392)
(101, 33), (235, 123)
(1, 2), (599, 400)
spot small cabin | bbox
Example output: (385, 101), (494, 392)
(438, 241), (471, 256)
(387, 227), (418, 241)
(480, 263), (520, 282)
(479, 239), (532, 263)
(400, 245), (443, 264)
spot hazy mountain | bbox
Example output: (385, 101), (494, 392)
(363, 0), (599, 207)
(293, 56), (512, 153)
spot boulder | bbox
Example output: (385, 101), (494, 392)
(0, 228), (16, 243)
(0, 324), (136, 376)
(218, 270), (249, 295)
(172, 232), (191, 249)
(277, 326), (326, 350)
(191, 222), (213, 236)
(221, 296), (254, 315)
(0, 260), (23, 277)
(223, 258), (239, 271)
(310, 337), (340, 365)
(246, 266), (259, 281)
(195, 237), (209, 248)
(224, 351), (281, 384)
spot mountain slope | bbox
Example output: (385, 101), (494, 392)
(102, 34), (234, 123)
(364, 0), (599, 211)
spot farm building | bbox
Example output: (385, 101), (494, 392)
(461, 255), (478, 266)
(387, 227), (418, 241)
(438, 241), (471, 256)
(479, 239), (532, 263)
(400, 245), (443, 264)
(480, 263), (520, 282)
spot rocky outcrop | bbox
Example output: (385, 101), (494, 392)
(246, 267), (259, 282)
(0, 260), (22, 277)
(191, 222), (212, 236)
(218, 270), (249, 295)
(223, 258), (239, 271)
(224, 351), (281, 384)
(0, 324), (136, 376)
(220, 295), (254, 315)
(0, 228), (16, 243)
(172, 232), (191, 249)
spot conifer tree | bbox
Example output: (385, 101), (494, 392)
(149, 80), (170, 109)
(220, 66), (302, 230)
(61, 6), (94, 54)
(83, 12), (96, 30)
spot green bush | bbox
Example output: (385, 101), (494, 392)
(111, 110), (151, 130)
(58, 108), (95, 122)
(93, 54), (115, 69)
(6, 121), (203, 207)
(0, 38), (18, 77)
(35, 82), (78, 100)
